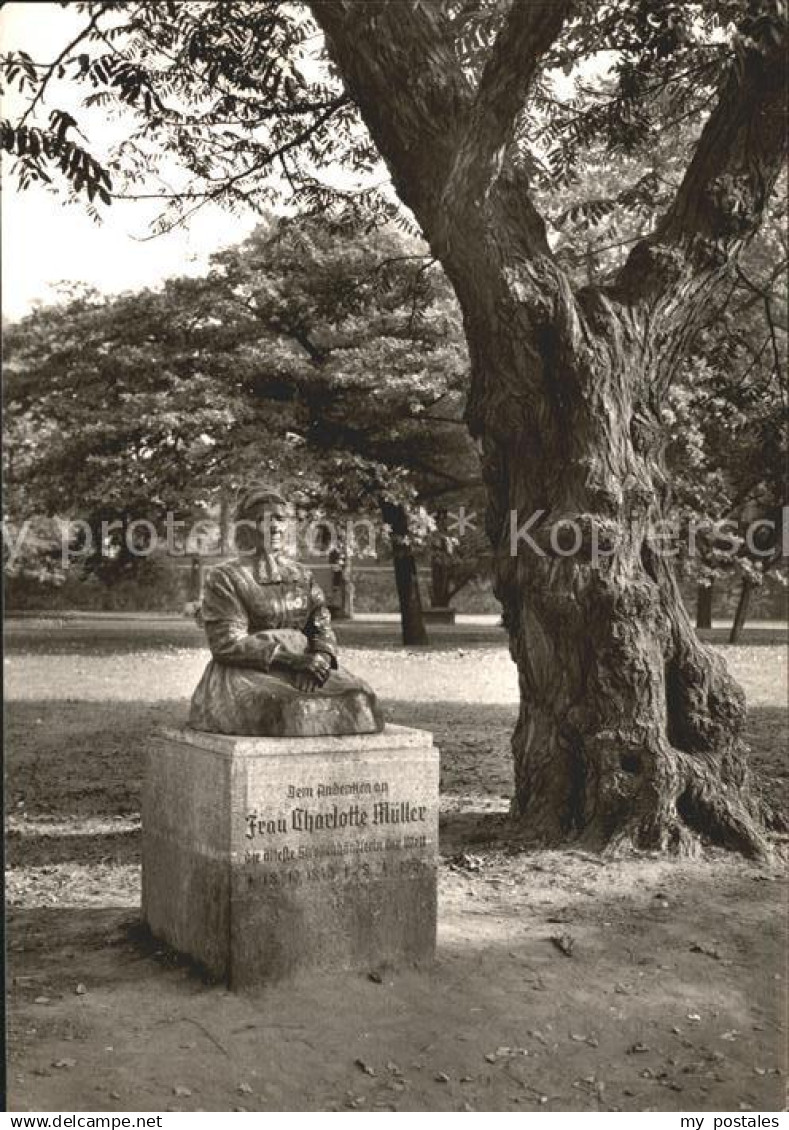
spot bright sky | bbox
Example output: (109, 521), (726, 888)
(1, 2), (258, 320)
(1, 2), (583, 322)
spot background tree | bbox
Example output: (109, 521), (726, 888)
(3, 0), (786, 854)
(3, 282), (264, 579)
(205, 218), (474, 643)
(4, 217), (476, 640)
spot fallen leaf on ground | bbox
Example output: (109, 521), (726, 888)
(550, 933), (575, 957)
(690, 943), (721, 960)
(449, 853), (483, 872)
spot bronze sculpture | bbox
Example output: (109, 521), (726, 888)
(188, 485), (383, 736)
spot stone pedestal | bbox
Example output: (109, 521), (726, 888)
(142, 724), (438, 987)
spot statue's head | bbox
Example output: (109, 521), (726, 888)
(235, 483), (289, 555)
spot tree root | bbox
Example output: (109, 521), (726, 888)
(673, 747), (771, 859)
(511, 735), (773, 861)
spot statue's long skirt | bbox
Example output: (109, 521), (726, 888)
(188, 629), (383, 737)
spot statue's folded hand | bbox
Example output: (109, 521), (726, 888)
(293, 671), (318, 693)
(273, 647), (331, 689)
(308, 653), (332, 682)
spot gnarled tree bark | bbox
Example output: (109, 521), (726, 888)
(311, 0), (787, 855)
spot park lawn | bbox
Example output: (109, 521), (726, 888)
(4, 620), (787, 1113)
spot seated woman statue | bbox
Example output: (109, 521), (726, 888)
(189, 485), (384, 737)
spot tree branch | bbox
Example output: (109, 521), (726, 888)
(309, 0), (472, 233)
(451, 0), (573, 208)
(113, 100), (345, 203)
(282, 324), (328, 367)
(761, 292), (784, 390)
(613, 16), (788, 306)
(734, 258), (788, 310)
(659, 42), (786, 250)
(18, 3), (113, 129)
(419, 478), (483, 501)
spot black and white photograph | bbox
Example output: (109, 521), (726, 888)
(2, 0), (787, 1118)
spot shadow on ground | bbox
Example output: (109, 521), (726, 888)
(6, 695), (785, 863)
(4, 618), (511, 656)
(6, 618), (785, 658)
(698, 626), (788, 648)
(6, 700), (182, 821)
(3, 623), (206, 657)
(7, 855), (787, 1114)
(6, 643), (787, 1112)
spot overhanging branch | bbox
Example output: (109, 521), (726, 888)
(453, 0), (573, 207)
(612, 14), (788, 307)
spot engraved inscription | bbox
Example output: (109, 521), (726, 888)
(241, 772), (435, 883)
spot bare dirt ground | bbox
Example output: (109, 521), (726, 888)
(5, 618), (788, 1112)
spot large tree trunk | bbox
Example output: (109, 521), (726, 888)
(464, 307), (769, 857)
(312, 0), (786, 856)
(696, 582), (715, 630)
(380, 501), (429, 646)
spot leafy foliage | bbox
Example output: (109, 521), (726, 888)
(2, 1), (784, 600)
(2, 0), (777, 241)
(3, 218), (478, 577)
(665, 188), (788, 593)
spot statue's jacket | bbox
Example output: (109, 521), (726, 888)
(188, 556), (382, 737)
